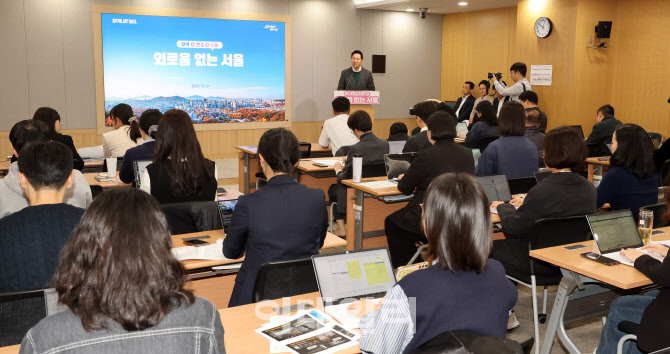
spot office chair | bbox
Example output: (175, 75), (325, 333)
(507, 176), (538, 195)
(639, 203), (668, 228)
(504, 215), (592, 354)
(0, 288), (52, 346)
(475, 135), (499, 152)
(255, 142), (311, 190)
(162, 201), (221, 235)
(409, 330), (531, 354)
(252, 258), (318, 303)
(407, 242), (429, 266)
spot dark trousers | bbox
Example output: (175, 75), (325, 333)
(328, 184), (346, 220)
(385, 212), (426, 268)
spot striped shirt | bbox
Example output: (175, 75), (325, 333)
(358, 285), (415, 354)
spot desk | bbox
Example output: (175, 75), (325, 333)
(586, 157), (610, 183)
(0, 160), (10, 174)
(529, 228), (670, 353)
(220, 292), (360, 354)
(296, 157), (345, 197)
(237, 143), (331, 194)
(83, 172), (131, 189)
(83, 159), (104, 170)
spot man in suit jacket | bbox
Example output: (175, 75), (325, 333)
(403, 100), (441, 153)
(585, 104), (622, 157)
(453, 81), (476, 122)
(385, 111), (475, 267)
(330, 111), (389, 235)
(337, 50), (375, 91)
(519, 90), (548, 133)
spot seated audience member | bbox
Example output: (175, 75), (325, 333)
(461, 101), (499, 148)
(318, 97), (359, 157)
(224, 128), (327, 307)
(31, 107), (84, 170)
(524, 108), (545, 159)
(349, 173), (517, 353)
(403, 100), (441, 153)
(475, 102), (539, 178)
(102, 103), (143, 158)
(490, 127), (597, 272)
(597, 124), (658, 215)
(454, 81), (476, 122)
(585, 104), (622, 157)
(653, 138), (670, 177)
(385, 112), (475, 267)
(0, 141), (84, 293)
(141, 109), (217, 204)
(595, 195), (670, 354)
(491, 62), (532, 103)
(0, 120), (91, 218)
(410, 127), (421, 136)
(20, 188), (224, 353)
(469, 80), (494, 123)
(519, 91), (548, 132)
(492, 82), (508, 117)
(119, 109), (162, 184)
(388, 122), (409, 141)
(330, 111), (389, 236)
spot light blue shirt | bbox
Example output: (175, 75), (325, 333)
(359, 285), (415, 354)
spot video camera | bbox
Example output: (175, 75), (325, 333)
(488, 72), (503, 80)
(409, 107), (416, 116)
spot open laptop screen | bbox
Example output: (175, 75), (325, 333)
(312, 248), (396, 303)
(587, 210), (643, 253)
(217, 200), (237, 232)
(384, 153), (415, 180)
(476, 175), (512, 203)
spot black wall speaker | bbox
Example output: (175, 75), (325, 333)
(372, 55), (386, 74)
(596, 21), (612, 39)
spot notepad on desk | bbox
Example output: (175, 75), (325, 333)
(358, 180), (397, 189)
(312, 159), (344, 167)
(172, 239), (233, 261)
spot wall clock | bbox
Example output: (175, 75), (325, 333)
(535, 17), (553, 38)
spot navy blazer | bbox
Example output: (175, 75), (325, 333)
(223, 174), (328, 307)
(454, 95), (476, 122)
(119, 140), (155, 184)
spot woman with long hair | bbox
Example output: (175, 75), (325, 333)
(119, 109), (162, 184)
(102, 103), (143, 158)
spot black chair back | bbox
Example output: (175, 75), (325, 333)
(162, 201), (221, 235)
(568, 125), (585, 140)
(252, 258), (318, 303)
(298, 142), (312, 159)
(362, 163), (388, 178)
(0, 289), (48, 346)
(475, 135), (499, 152)
(640, 203), (668, 229)
(529, 215), (592, 251)
(409, 330), (524, 354)
(507, 176), (537, 195)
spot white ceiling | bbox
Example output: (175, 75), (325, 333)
(355, 0), (518, 14)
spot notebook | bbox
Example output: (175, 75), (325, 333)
(384, 153), (415, 180)
(312, 248), (396, 328)
(476, 175), (512, 203)
(133, 160), (152, 189)
(587, 210), (644, 266)
(217, 200), (238, 232)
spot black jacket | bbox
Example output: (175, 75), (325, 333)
(403, 130), (431, 153)
(635, 254), (670, 352)
(653, 139), (670, 173)
(337, 67), (375, 91)
(585, 116), (622, 157)
(11, 134), (85, 170)
(497, 172), (597, 240)
(223, 175), (328, 307)
(337, 132), (389, 183)
(392, 139), (475, 234)
(454, 95), (476, 122)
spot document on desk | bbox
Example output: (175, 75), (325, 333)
(171, 239), (232, 261)
(256, 310), (359, 354)
(358, 180), (397, 189)
(312, 159), (344, 167)
(239, 145), (258, 153)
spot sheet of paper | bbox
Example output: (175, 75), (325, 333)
(530, 64), (553, 86)
(358, 180), (397, 189)
(239, 145), (258, 153)
(171, 239), (233, 261)
(312, 159), (343, 167)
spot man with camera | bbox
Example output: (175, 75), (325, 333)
(490, 62), (532, 103)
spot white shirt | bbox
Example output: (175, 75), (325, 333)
(420, 126), (428, 132)
(318, 114), (359, 156)
(352, 66), (362, 73)
(455, 94), (472, 117)
(496, 99), (504, 117)
(493, 78), (532, 102)
(102, 125), (143, 158)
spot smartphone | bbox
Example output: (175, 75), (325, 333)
(652, 230), (667, 236)
(216, 187), (227, 195)
(184, 239), (209, 247)
(580, 252), (620, 266)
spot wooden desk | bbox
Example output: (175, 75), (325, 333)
(220, 292), (360, 354)
(0, 160), (10, 173)
(83, 172), (131, 189)
(529, 227), (670, 353)
(83, 159), (104, 170)
(296, 157), (344, 197)
(237, 144), (331, 194)
(586, 156), (610, 183)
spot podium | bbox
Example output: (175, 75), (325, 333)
(334, 91), (380, 122)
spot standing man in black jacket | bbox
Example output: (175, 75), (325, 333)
(585, 104), (622, 157)
(453, 81), (476, 122)
(337, 50), (375, 91)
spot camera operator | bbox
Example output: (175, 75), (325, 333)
(490, 62), (532, 103)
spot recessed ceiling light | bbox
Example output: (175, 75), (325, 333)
(458, 2), (468, 5)
(406, 8), (414, 12)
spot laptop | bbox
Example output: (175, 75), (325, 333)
(606, 143), (613, 153)
(312, 248), (397, 328)
(384, 153), (415, 180)
(133, 160), (152, 189)
(217, 200), (238, 232)
(476, 175), (512, 203)
(388, 140), (406, 154)
(586, 210), (644, 266)
(534, 171), (552, 184)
